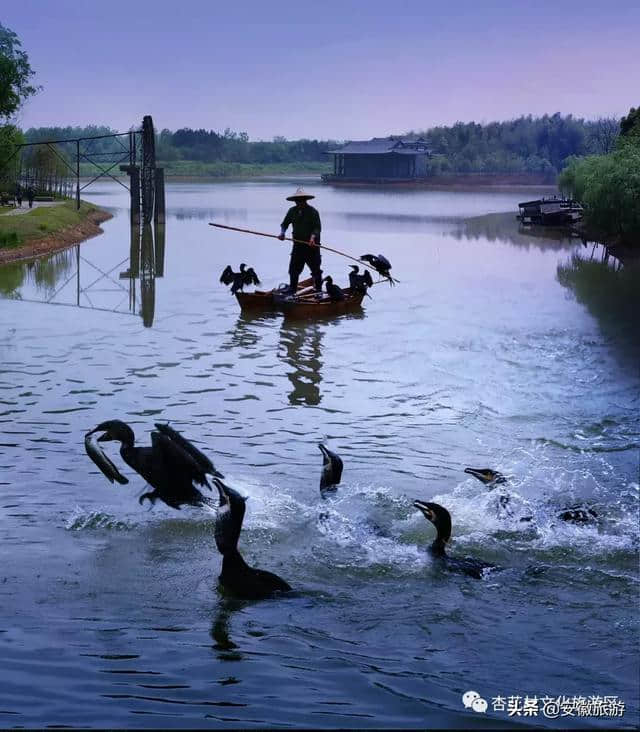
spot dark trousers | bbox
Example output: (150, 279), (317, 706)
(289, 243), (322, 291)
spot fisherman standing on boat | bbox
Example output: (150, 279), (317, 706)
(278, 188), (322, 295)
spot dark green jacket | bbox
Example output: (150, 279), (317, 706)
(281, 204), (321, 244)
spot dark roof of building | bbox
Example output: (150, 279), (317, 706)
(326, 136), (431, 155)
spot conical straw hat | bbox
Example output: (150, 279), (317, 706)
(286, 187), (315, 201)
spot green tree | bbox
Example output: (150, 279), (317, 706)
(559, 145), (640, 249)
(619, 106), (640, 138)
(0, 124), (23, 183)
(0, 23), (38, 121)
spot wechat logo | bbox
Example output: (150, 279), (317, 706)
(463, 690), (488, 713)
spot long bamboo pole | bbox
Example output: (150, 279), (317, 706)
(209, 222), (365, 267)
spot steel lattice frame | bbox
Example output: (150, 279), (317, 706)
(141, 116), (156, 225)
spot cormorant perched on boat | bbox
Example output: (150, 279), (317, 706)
(348, 265), (373, 295)
(323, 275), (345, 301)
(213, 477), (291, 599)
(319, 443), (343, 495)
(464, 467), (598, 524)
(85, 420), (224, 509)
(413, 500), (496, 579)
(220, 264), (261, 295)
(359, 254), (397, 286)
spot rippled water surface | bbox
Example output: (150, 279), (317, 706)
(1, 180), (638, 729)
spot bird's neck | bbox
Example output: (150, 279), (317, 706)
(430, 537), (447, 558)
(119, 439), (135, 459)
(221, 548), (249, 573)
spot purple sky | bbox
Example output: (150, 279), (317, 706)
(4, 0), (639, 140)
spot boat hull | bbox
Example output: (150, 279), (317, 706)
(235, 278), (365, 319)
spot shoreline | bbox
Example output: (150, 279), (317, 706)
(0, 205), (113, 265)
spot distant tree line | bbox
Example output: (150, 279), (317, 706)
(155, 128), (338, 165)
(412, 114), (620, 176)
(20, 114), (622, 178)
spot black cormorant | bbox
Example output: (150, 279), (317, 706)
(464, 467), (507, 487)
(464, 466), (518, 518)
(348, 265), (373, 295)
(359, 254), (397, 286)
(464, 466), (598, 524)
(319, 443), (343, 495)
(85, 420), (223, 509)
(213, 477), (291, 599)
(557, 505), (598, 523)
(220, 264), (261, 295)
(323, 275), (345, 301)
(413, 500), (496, 579)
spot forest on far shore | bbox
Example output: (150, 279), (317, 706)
(21, 113), (620, 178)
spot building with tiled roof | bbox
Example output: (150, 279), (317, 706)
(324, 136), (432, 181)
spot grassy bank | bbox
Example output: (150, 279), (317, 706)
(159, 160), (331, 177)
(77, 160), (331, 178)
(0, 200), (112, 262)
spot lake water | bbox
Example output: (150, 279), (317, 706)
(0, 179), (638, 729)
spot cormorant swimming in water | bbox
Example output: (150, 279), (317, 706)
(348, 265), (373, 295)
(413, 500), (496, 579)
(319, 443), (343, 495)
(323, 275), (345, 301)
(463, 467), (507, 487)
(557, 505), (599, 523)
(359, 254), (397, 286)
(464, 466), (519, 518)
(85, 420), (224, 509)
(213, 477), (291, 599)
(464, 467), (598, 524)
(220, 264), (261, 295)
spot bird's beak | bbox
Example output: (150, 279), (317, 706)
(96, 431), (113, 442)
(413, 499), (434, 522)
(464, 467), (486, 481)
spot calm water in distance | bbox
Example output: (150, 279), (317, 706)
(0, 179), (638, 728)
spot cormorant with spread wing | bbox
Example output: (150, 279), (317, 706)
(85, 420), (224, 509)
(220, 263), (261, 295)
(348, 265), (373, 295)
(359, 254), (397, 286)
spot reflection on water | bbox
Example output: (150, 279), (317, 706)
(174, 207), (249, 222)
(557, 253), (640, 358)
(0, 221), (163, 327)
(210, 603), (242, 659)
(140, 224), (156, 328)
(451, 211), (580, 250)
(0, 248), (75, 298)
(224, 312), (274, 351)
(278, 320), (324, 406)
(154, 222), (166, 277)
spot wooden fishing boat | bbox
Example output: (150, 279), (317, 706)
(235, 278), (365, 318)
(518, 197), (583, 225)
